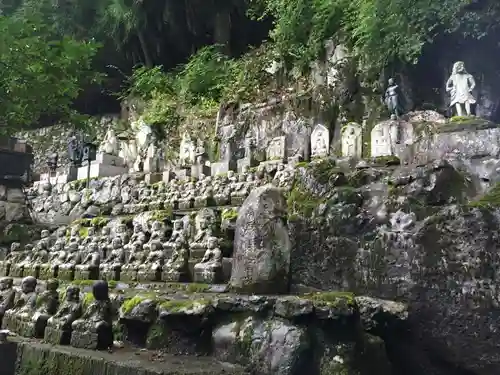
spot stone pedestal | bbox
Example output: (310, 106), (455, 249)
(193, 266), (223, 284)
(70, 326), (113, 350)
(137, 269), (161, 282)
(162, 170), (175, 183)
(144, 173), (162, 184)
(211, 161), (236, 176)
(161, 269), (187, 282)
(191, 164), (211, 179)
(44, 326), (72, 345)
(58, 267), (75, 281)
(120, 269), (138, 283)
(74, 266), (99, 281)
(100, 267), (121, 282)
(0, 262), (11, 277)
(9, 265), (24, 278)
(237, 157), (258, 173)
(77, 163), (128, 180)
(143, 157), (161, 173)
(172, 167), (191, 181)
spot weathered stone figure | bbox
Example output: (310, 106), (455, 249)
(71, 280), (113, 350)
(2, 276), (37, 333)
(230, 185), (291, 294)
(446, 61), (476, 116)
(0, 277), (15, 325)
(384, 78), (405, 119)
(45, 286), (83, 345)
(30, 278), (60, 338)
(67, 132), (82, 167)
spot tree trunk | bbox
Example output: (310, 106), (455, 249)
(214, 9), (231, 55)
(137, 30), (153, 67)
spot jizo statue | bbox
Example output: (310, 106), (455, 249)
(446, 61), (476, 117)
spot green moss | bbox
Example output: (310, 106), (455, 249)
(78, 227), (89, 238)
(221, 208), (238, 221)
(373, 155), (400, 166)
(469, 182), (500, 208)
(438, 117), (497, 133)
(303, 291), (356, 306)
(295, 161), (309, 168)
(82, 292), (95, 308)
(90, 217), (110, 227)
(450, 115), (474, 123)
(121, 294), (157, 314)
(185, 283), (210, 293)
(159, 298), (211, 312)
(146, 322), (166, 348)
(150, 209), (173, 222)
(307, 158), (340, 185)
(1, 223), (29, 244)
(287, 181), (324, 218)
(70, 279), (117, 289)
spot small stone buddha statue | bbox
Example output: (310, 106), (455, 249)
(194, 176), (214, 208)
(30, 278), (60, 338)
(100, 237), (125, 281)
(230, 173), (250, 205)
(162, 219), (187, 258)
(213, 174), (231, 206)
(45, 285), (83, 345)
(98, 227), (112, 258)
(115, 223), (130, 246)
(137, 241), (164, 282)
(68, 226), (82, 247)
(0, 242), (23, 276)
(79, 227), (96, 252)
(190, 216), (212, 257)
(12, 244), (35, 278)
(144, 221), (166, 250)
(178, 182), (196, 210)
(193, 236), (224, 283)
(2, 276), (37, 332)
(70, 281), (113, 350)
(0, 277), (15, 324)
(121, 243), (147, 282)
(75, 242), (101, 280)
(162, 238), (189, 282)
(58, 242), (82, 280)
(125, 223), (145, 251)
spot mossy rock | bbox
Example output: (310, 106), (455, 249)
(469, 182), (500, 208)
(221, 208), (238, 221)
(303, 291), (356, 306)
(372, 155), (400, 166)
(159, 298), (212, 315)
(437, 116), (498, 133)
(287, 181), (324, 219)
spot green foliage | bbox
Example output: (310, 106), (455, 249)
(469, 183), (500, 209)
(250, 0), (471, 75)
(0, 12), (102, 131)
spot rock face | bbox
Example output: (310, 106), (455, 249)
(230, 185), (291, 294)
(288, 133), (500, 375)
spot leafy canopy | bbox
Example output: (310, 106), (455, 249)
(0, 12), (101, 131)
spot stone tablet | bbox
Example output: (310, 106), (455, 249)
(311, 124), (330, 158)
(266, 136), (286, 161)
(230, 185), (291, 294)
(341, 122), (362, 158)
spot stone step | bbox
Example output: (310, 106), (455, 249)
(5, 336), (248, 375)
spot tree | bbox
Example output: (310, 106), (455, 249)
(0, 13), (102, 132)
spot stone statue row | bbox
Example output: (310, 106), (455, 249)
(384, 61), (476, 119)
(0, 277), (113, 349)
(1, 210), (230, 284)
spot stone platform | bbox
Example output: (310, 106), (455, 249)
(4, 337), (247, 375)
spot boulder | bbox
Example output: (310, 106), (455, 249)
(230, 185), (291, 294)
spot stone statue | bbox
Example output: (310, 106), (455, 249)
(30, 278), (60, 338)
(45, 286), (83, 345)
(67, 132), (82, 167)
(99, 128), (119, 156)
(137, 242), (164, 282)
(75, 243), (101, 280)
(70, 281), (113, 350)
(0, 277), (15, 324)
(163, 219), (187, 256)
(121, 243), (147, 282)
(58, 243), (82, 280)
(0, 242), (23, 276)
(162, 238), (189, 282)
(446, 61), (476, 116)
(100, 237), (125, 281)
(144, 221), (166, 251)
(193, 236), (223, 283)
(384, 78), (405, 119)
(2, 276), (37, 332)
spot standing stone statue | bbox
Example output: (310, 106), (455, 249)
(384, 78), (405, 119)
(67, 132), (82, 167)
(446, 61), (476, 116)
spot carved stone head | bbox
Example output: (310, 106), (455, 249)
(388, 77), (395, 86)
(150, 242), (160, 251)
(89, 243), (98, 252)
(69, 243), (79, 253)
(46, 278), (59, 292)
(151, 221), (162, 231)
(92, 280), (109, 301)
(0, 277), (13, 291)
(41, 230), (50, 239)
(173, 220), (182, 231)
(452, 61), (466, 75)
(133, 223), (142, 233)
(112, 238), (122, 249)
(207, 236), (218, 249)
(101, 227), (110, 236)
(70, 227), (80, 237)
(87, 227), (95, 237)
(66, 286), (80, 302)
(116, 224), (127, 234)
(21, 276), (37, 293)
(10, 242), (21, 252)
